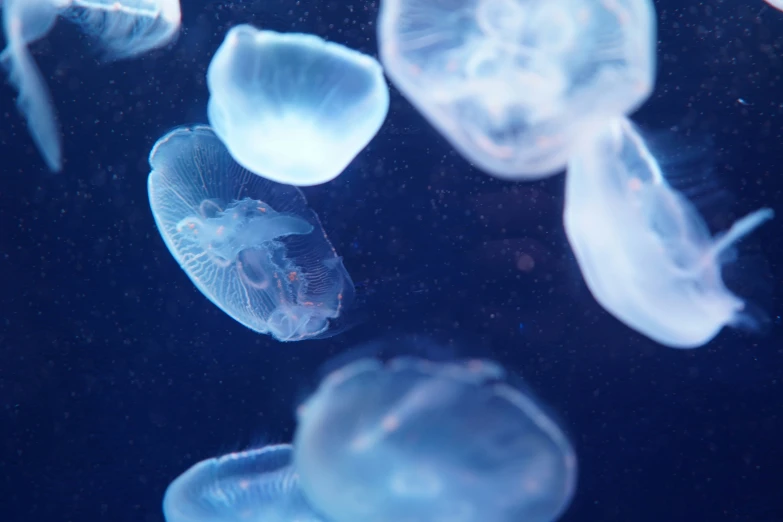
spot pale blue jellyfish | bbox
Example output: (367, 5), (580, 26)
(294, 356), (577, 522)
(377, 0), (656, 179)
(563, 116), (774, 349)
(147, 124), (354, 342)
(1, 0), (181, 171)
(163, 444), (325, 522)
(207, 25), (390, 187)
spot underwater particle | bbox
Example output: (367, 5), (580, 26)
(147, 124), (355, 342)
(163, 444), (326, 522)
(294, 356), (577, 522)
(1, 0), (181, 171)
(207, 24), (390, 186)
(377, 0), (657, 179)
(563, 116), (774, 349)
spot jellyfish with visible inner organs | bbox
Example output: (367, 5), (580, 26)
(563, 116), (774, 348)
(163, 444), (326, 522)
(147, 124), (355, 342)
(207, 24), (390, 186)
(1, 0), (181, 171)
(294, 355), (577, 522)
(377, 0), (656, 179)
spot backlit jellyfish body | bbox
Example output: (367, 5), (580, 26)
(207, 25), (390, 186)
(377, 0), (656, 179)
(163, 444), (325, 522)
(1, 0), (181, 171)
(563, 117), (774, 349)
(147, 124), (354, 342)
(766, 0), (783, 12)
(294, 356), (577, 522)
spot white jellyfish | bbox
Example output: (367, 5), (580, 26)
(207, 25), (390, 186)
(1, 0), (181, 171)
(563, 116), (774, 348)
(377, 0), (656, 179)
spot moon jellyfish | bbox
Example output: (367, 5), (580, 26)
(148, 124), (354, 342)
(563, 117), (774, 349)
(294, 356), (577, 522)
(1, 0), (181, 171)
(163, 444), (325, 522)
(377, 0), (656, 179)
(207, 25), (390, 186)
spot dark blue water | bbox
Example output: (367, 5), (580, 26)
(1, 2), (781, 522)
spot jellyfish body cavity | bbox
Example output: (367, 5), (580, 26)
(207, 25), (390, 186)
(294, 356), (577, 522)
(377, 0), (657, 179)
(148, 124), (355, 342)
(1, 0), (181, 171)
(163, 444), (325, 522)
(563, 116), (774, 349)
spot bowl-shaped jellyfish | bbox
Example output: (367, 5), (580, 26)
(563, 117), (774, 348)
(207, 25), (390, 186)
(377, 0), (656, 179)
(147, 124), (355, 342)
(1, 0), (181, 171)
(294, 356), (577, 522)
(163, 444), (325, 522)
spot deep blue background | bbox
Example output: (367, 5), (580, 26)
(1, 1), (782, 522)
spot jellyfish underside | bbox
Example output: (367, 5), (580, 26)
(207, 24), (389, 186)
(294, 356), (576, 522)
(563, 117), (773, 348)
(1, 0), (181, 170)
(378, 0), (656, 178)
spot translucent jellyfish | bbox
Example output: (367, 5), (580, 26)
(163, 444), (325, 522)
(1, 0), (181, 171)
(207, 25), (390, 186)
(563, 117), (774, 349)
(766, 0), (783, 12)
(148, 124), (354, 342)
(377, 0), (656, 179)
(294, 356), (577, 522)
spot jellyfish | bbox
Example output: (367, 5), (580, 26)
(207, 25), (390, 186)
(147, 124), (354, 342)
(563, 116), (774, 349)
(377, 0), (657, 179)
(1, 0), (181, 171)
(294, 356), (577, 522)
(163, 444), (325, 522)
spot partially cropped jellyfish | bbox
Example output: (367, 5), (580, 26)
(563, 117), (774, 349)
(766, 0), (783, 12)
(377, 0), (656, 179)
(1, 0), (181, 171)
(207, 25), (390, 186)
(148, 124), (354, 342)
(163, 444), (325, 522)
(294, 356), (577, 522)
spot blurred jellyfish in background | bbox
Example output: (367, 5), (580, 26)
(563, 116), (774, 348)
(163, 444), (325, 522)
(294, 355), (576, 522)
(207, 24), (390, 186)
(1, 0), (181, 171)
(147, 124), (355, 342)
(377, 0), (656, 179)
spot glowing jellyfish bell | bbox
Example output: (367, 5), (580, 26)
(563, 116), (774, 349)
(207, 24), (390, 186)
(294, 356), (577, 522)
(1, 0), (181, 171)
(147, 124), (354, 342)
(377, 0), (656, 179)
(163, 444), (325, 522)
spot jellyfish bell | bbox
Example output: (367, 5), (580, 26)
(147, 124), (355, 342)
(207, 24), (390, 186)
(294, 354), (577, 522)
(377, 0), (656, 179)
(163, 444), (325, 522)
